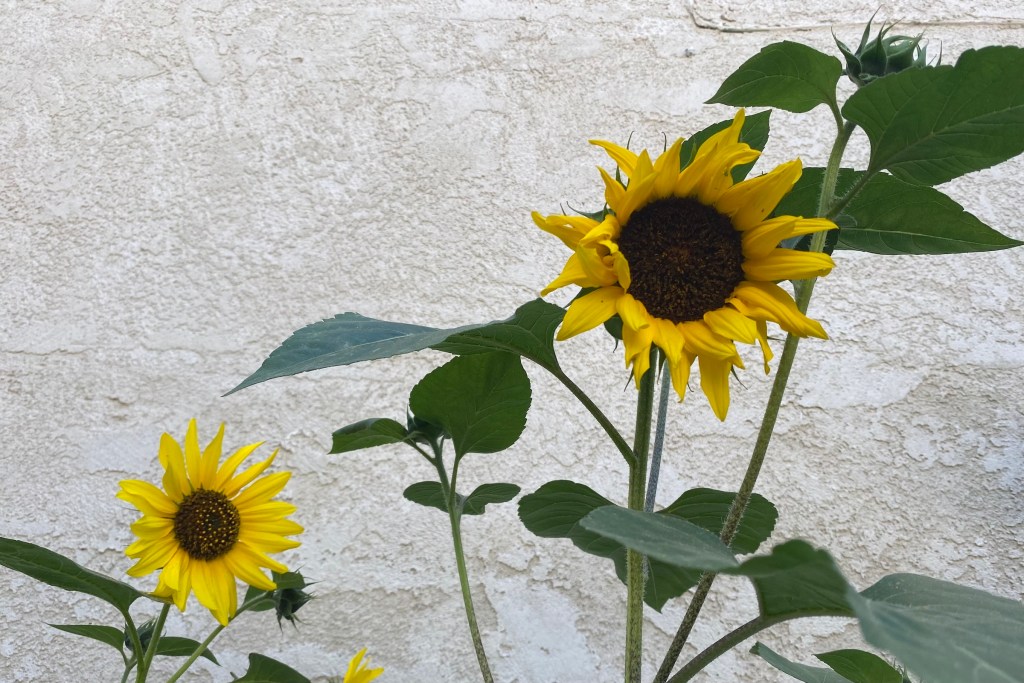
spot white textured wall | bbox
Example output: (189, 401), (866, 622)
(2, 1), (1022, 681)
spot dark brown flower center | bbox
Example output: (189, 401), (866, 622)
(173, 489), (241, 561)
(617, 196), (744, 323)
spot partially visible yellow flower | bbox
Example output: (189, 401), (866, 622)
(118, 420), (303, 625)
(534, 110), (837, 419)
(342, 648), (384, 683)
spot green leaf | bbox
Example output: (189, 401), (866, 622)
(403, 481), (448, 513)
(708, 41), (842, 113)
(852, 573), (1024, 683)
(816, 649), (902, 683)
(154, 637), (218, 664)
(330, 418), (410, 454)
(519, 482), (779, 611)
(775, 168), (1022, 254)
(408, 353), (531, 458)
(751, 642), (852, 683)
(49, 624), (124, 652)
(680, 110), (772, 183)
(738, 540), (855, 619)
(660, 488), (777, 555)
(463, 483), (521, 515)
(579, 507), (739, 572)
(234, 653), (311, 682)
(434, 298), (565, 372)
(0, 537), (143, 615)
(843, 46), (1024, 186)
(229, 314), (488, 394)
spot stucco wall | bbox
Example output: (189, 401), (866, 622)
(2, 1), (1022, 681)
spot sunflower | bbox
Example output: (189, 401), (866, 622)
(338, 648), (384, 683)
(533, 110), (836, 420)
(118, 420), (303, 625)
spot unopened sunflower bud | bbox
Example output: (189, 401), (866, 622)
(272, 570), (314, 627)
(835, 15), (935, 87)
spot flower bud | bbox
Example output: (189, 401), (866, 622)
(835, 15), (935, 87)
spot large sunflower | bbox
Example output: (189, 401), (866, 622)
(118, 420), (303, 625)
(534, 110), (836, 420)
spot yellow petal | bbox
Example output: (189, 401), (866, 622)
(652, 138), (685, 199)
(622, 323), (655, 386)
(599, 167), (626, 212)
(158, 433), (189, 501)
(716, 159), (802, 230)
(699, 355), (733, 421)
(223, 451), (278, 499)
(614, 172), (657, 226)
(184, 419), (202, 488)
(541, 253), (594, 296)
(199, 423), (225, 489)
(703, 307), (757, 344)
(590, 139), (638, 179)
(118, 480), (178, 516)
(615, 292), (652, 331)
(232, 471), (292, 509)
(222, 547), (277, 591)
(730, 281), (828, 339)
(755, 318), (773, 373)
(742, 249), (835, 281)
(213, 441), (264, 491)
(678, 321), (739, 360)
(557, 287), (623, 340)
(532, 211), (597, 249)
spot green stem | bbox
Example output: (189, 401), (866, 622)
(654, 117), (857, 683)
(668, 611), (847, 682)
(434, 455), (494, 683)
(645, 364), (673, 513)
(625, 356), (657, 683)
(552, 367), (636, 467)
(123, 614), (145, 683)
(136, 604), (170, 681)
(164, 595), (262, 683)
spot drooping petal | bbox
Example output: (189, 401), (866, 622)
(730, 281), (828, 339)
(557, 287), (623, 340)
(622, 323), (655, 386)
(699, 355), (734, 421)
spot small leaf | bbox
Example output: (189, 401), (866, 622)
(408, 353), (531, 458)
(330, 418), (410, 454)
(774, 168), (1022, 255)
(660, 488), (777, 555)
(434, 298), (566, 372)
(154, 637), (219, 664)
(0, 537), (143, 614)
(229, 315), (489, 394)
(234, 653), (311, 682)
(403, 481), (449, 513)
(579, 507), (740, 572)
(680, 110), (772, 182)
(843, 46), (1024, 186)
(708, 41), (842, 113)
(49, 623), (124, 652)
(816, 649), (902, 683)
(462, 483), (521, 515)
(852, 573), (1024, 683)
(751, 642), (852, 683)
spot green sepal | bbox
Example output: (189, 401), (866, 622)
(234, 653), (311, 682)
(49, 623), (125, 652)
(0, 536), (143, 615)
(707, 41), (842, 114)
(843, 46), (1024, 186)
(773, 168), (1022, 255)
(408, 352), (531, 458)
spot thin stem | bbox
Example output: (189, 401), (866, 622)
(654, 116), (858, 683)
(123, 614), (145, 683)
(667, 611), (846, 683)
(137, 604), (170, 681)
(625, 357), (657, 683)
(552, 367), (636, 467)
(164, 595), (263, 683)
(645, 364), (673, 513)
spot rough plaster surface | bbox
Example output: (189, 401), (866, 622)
(1, 1), (1022, 681)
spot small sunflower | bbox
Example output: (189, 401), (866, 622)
(118, 420), (303, 625)
(336, 648), (384, 683)
(534, 110), (836, 420)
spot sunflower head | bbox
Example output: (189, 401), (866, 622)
(534, 110), (837, 420)
(118, 420), (303, 625)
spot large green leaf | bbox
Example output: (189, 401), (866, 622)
(463, 483), (521, 515)
(707, 41), (842, 114)
(679, 110), (772, 183)
(49, 623), (124, 652)
(751, 642), (852, 683)
(738, 540), (855, 619)
(408, 352), (531, 458)
(853, 573), (1024, 683)
(0, 537), (143, 615)
(843, 46), (1024, 186)
(774, 168), (1022, 254)
(519, 482), (778, 611)
(330, 418), (410, 454)
(229, 315), (488, 394)
(234, 653), (311, 682)
(816, 649), (902, 683)
(434, 298), (564, 372)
